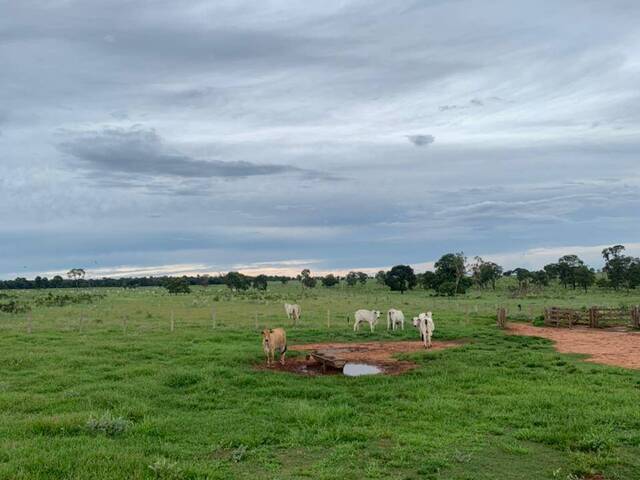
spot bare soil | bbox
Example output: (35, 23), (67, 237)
(258, 340), (463, 375)
(508, 323), (640, 370)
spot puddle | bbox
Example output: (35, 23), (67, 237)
(342, 363), (382, 376)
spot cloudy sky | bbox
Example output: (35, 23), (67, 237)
(2, 0), (640, 279)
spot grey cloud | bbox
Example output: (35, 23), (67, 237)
(2, 1), (640, 277)
(407, 134), (435, 146)
(58, 127), (315, 180)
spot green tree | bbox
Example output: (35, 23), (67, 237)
(557, 255), (585, 289)
(375, 270), (386, 285)
(574, 265), (596, 292)
(300, 269), (317, 288)
(543, 263), (560, 281)
(531, 270), (549, 287)
(165, 277), (191, 294)
(67, 268), (86, 287)
(252, 274), (268, 291)
(628, 260), (640, 289)
(434, 253), (467, 295)
(345, 271), (359, 287)
(471, 256), (503, 290)
(419, 271), (437, 290)
(384, 265), (417, 294)
(224, 271), (250, 291)
(357, 272), (368, 285)
(321, 274), (339, 287)
(602, 245), (632, 290)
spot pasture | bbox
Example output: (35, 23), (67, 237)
(1, 281), (640, 479)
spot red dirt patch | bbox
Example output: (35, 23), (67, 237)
(508, 322), (640, 370)
(259, 340), (463, 375)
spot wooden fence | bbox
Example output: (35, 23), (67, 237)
(544, 306), (640, 329)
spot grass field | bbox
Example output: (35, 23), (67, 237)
(1, 281), (640, 479)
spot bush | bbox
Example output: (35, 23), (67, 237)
(34, 292), (105, 307)
(85, 412), (131, 437)
(148, 458), (182, 480)
(0, 300), (31, 314)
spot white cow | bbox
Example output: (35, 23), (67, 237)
(284, 303), (301, 324)
(353, 309), (381, 332)
(387, 309), (405, 330)
(412, 312), (435, 348)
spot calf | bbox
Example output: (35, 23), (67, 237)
(284, 303), (301, 324)
(387, 309), (405, 330)
(412, 312), (435, 348)
(353, 309), (381, 332)
(262, 328), (287, 366)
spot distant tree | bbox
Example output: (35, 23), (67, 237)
(513, 268), (531, 289)
(345, 271), (359, 287)
(165, 277), (191, 294)
(434, 253), (467, 295)
(602, 245), (632, 290)
(300, 269), (317, 288)
(280, 277), (289, 285)
(356, 272), (368, 285)
(67, 268), (86, 287)
(628, 260), (640, 289)
(420, 271), (437, 290)
(253, 274), (268, 291)
(437, 281), (458, 297)
(531, 270), (549, 287)
(375, 270), (386, 285)
(557, 255), (585, 289)
(470, 257), (503, 290)
(543, 263), (560, 281)
(384, 265), (417, 294)
(50, 275), (64, 288)
(574, 265), (596, 292)
(224, 271), (251, 291)
(321, 274), (340, 287)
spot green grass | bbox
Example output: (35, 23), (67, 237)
(1, 281), (640, 479)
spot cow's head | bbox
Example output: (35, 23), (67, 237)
(412, 317), (420, 328)
(261, 329), (272, 343)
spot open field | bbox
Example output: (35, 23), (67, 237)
(2, 282), (640, 479)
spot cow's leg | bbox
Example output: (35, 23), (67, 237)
(370, 321), (374, 333)
(427, 333), (432, 348)
(353, 321), (358, 332)
(280, 350), (286, 365)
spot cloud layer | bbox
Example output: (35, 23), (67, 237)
(1, 1), (640, 278)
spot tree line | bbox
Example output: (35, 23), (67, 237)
(2, 244), (639, 295)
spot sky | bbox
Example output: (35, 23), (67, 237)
(1, 0), (640, 279)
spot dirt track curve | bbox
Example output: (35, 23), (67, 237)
(508, 323), (640, 370)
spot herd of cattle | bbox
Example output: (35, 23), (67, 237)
(263, 304), (436, 366)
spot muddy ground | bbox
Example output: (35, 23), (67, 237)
(259, 340), (463, 375)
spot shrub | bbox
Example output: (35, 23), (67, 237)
(0, 300), (31, 314)
(85, 412), (131, 437)
(148, 458), (182, 480)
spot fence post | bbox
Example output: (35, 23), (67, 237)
(589, 307), (598, 329)
(327, 309), (331, 329)
(496, 307), (507, 328)
(170, 310), (175, 332)
(632, 306), (640, 329)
